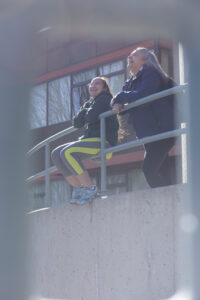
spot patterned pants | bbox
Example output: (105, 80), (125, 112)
(51, 137), (112, 177)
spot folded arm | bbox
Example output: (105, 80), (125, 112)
(111, 69), (162, 105)
(72, 101), (90, 128)
(85, 94), (111, 123)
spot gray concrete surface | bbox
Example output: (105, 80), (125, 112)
(28, 185), (184, 300)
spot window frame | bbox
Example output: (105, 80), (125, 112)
(70, 59), (125, 118)
(29, 82), (48, 129)
(30, 41), (173, 129)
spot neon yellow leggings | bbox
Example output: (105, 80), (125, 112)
(51, 137), (112, 176)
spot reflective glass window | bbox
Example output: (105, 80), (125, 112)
(109, 73), (125, 95)
(99, 60), (124, 75)
(106, 173), (127, 195)
(72, 85), (90, 116)
(160, 48), (170, 75)
(48, 76), (71, 125)
(29, 84), (47, 129)
(72, 69), (96, 84)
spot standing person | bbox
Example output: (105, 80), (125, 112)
(51, 77), (119, 204)
(111, 47), (177, 188)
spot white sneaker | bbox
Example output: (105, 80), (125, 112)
(70, 186), (84, 204)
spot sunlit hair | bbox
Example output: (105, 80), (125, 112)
(91, 77), (113, 96)
(132, 47), (169, 80)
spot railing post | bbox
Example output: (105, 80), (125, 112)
(100, 116), (107, 194)
(45, 142), (50, 206)
(181, 122), (187, 183)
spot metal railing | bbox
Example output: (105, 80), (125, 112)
(27, 84), (187, 203)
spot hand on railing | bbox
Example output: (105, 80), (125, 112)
(111, 103), (124, 114)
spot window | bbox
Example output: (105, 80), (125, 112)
(72, 85), (90, 116)
(99, 60), (124, 75)
(98, 60), (125, 95)
(29, 84), (47, 129)
(48, 76), (71, 125)
(106, 173), (128, 195)
(29, 59), (129, 128)
(109, 74), (125, 95)
(72, 69), (96, 84)
(160, 48), (170, 75)
(72, 68), (97, 115)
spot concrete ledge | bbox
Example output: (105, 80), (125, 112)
(28, 185), (184, 300)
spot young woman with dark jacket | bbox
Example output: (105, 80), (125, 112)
(51, 77), (119, 204)
(111, 47), (177, 188)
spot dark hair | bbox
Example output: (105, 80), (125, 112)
(92, 76), (113, 97)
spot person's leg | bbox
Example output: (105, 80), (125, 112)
(53, 138), (112, 203)
(158, 154), (172, 186)
(51, 144), (81, 187)
(51, 144), (84, 203)
(142, 138), (174, 188)
(60, 138), (109, 203)
(142, 146), (165, 187)
(64, 175), (81, 187)
(60, 139), (100, 175)
(75, 171), (93, 188)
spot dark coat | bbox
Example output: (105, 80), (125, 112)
(73, 91), (119, 146)
(113, 65), (176, 139)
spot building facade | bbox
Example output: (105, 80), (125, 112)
(28, 36), (181, 210)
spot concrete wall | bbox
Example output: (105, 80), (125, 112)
(28, 185), (184, 300)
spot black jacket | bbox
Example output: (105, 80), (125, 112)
(73, 91), (119, 146)
(113, 65), (177, 139)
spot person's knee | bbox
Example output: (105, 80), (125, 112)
(60, 147), (70, 163)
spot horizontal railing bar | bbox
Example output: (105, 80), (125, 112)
(26, 166), (57, 183)
(27, 127), (186, 184)
(103, 127), (187, 155)
(27, 84), (187, 157)
(99, 84), (187, 119)
(27, 126), (77, 157)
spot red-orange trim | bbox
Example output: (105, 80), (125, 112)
(48, 150), (145, 181)
(35, 40), (154, 84)
(84, 150), (145, 170)
(83, 143), (180, 170)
